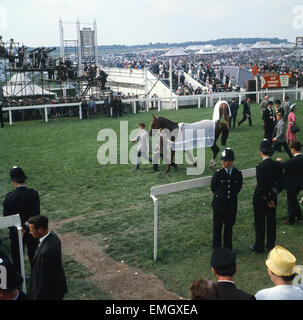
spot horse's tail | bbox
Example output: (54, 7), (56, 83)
(219, 122), (229, 146)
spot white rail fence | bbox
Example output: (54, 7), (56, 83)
(2, 88), (302, 126)
(149, 168), (256, 261)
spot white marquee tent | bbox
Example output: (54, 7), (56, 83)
(162, 48), (189, 57)
(3, 73), (56, 98)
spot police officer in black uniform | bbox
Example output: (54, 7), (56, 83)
(211, 148), (243, 250)
(250, 140), (284, 253)
(3, 167), (40, 273)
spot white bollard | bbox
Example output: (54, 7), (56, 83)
(79, 103), (83, 120)
(9, 110), (13, 126)
(44, 107), (48, 123)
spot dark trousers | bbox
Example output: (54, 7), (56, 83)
(230, 115), (237, 129)
(264, 128), (273, 141)
(287, 190), (303, 224)
(88, 107), (95, 119)
(213, 209), (236, 250)
(112, 107), (118, 119)
(238, 115), (252, 127)
(0, 118), (3, 128)
(253, 205), (276, 251)
(9, 227), (39, 273)
(272, 141), (293, 159)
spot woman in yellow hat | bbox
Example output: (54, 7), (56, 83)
(255, 246), (303, 300)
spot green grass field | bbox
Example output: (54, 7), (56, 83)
(0, 102), (302, 300)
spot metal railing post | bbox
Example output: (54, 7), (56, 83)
(17, 225), (26, 293)
(79, 103), (83, 120)
(151, 195), (158, 261)
(44, 107), (48, 123)
(9, 110), (13, 126)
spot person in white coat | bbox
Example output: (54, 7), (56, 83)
(131, 122), (150, 170)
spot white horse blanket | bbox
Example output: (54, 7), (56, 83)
(172, 120), (215, 151)
(212, 100), (231, 122)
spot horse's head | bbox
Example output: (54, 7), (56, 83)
(149, 115), (161, 136)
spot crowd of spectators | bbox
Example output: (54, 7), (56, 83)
(100, 47), (303, 96)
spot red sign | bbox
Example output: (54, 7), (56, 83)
(252, 65), (259, 76)
(261, 75), (290, 89)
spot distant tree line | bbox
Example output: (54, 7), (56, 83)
(24, 37), (290, 56)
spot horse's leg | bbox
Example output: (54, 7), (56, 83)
(185, 150), (197, 167)
(171, 150), (177, 169)
(165, 164), (171, 174)
(165, 150), (177, 174)
(210, 143), (220, 169)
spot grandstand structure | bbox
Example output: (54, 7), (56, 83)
(0, 26), (111, 109)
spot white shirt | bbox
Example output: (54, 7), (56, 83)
(255, 285), (303, 300)
(39, 231), (50, 246)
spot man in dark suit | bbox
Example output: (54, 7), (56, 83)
(250, 140), (284, 253)
(117, 96), (123, 117)
(210, 248), (256, 300)
(277, 141), (303, 225)
(3, 167), (40, 273)
(263, 101), (275, 140)
(28, 215), (68, 300)
(238, 97), (252, 127)
(211, 148), (243, 250)
(81, 98), (88, 119)
(229, 98), (239, 130)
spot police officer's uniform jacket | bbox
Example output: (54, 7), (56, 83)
(211, 167), (243, 212)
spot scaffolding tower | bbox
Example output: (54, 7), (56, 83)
(59, 18), (99, 74)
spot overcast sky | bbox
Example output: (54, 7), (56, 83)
(0, 0), (301, 46)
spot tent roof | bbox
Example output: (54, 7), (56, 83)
(3, 73), (56, 97)
(162, 48), (189, 57)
